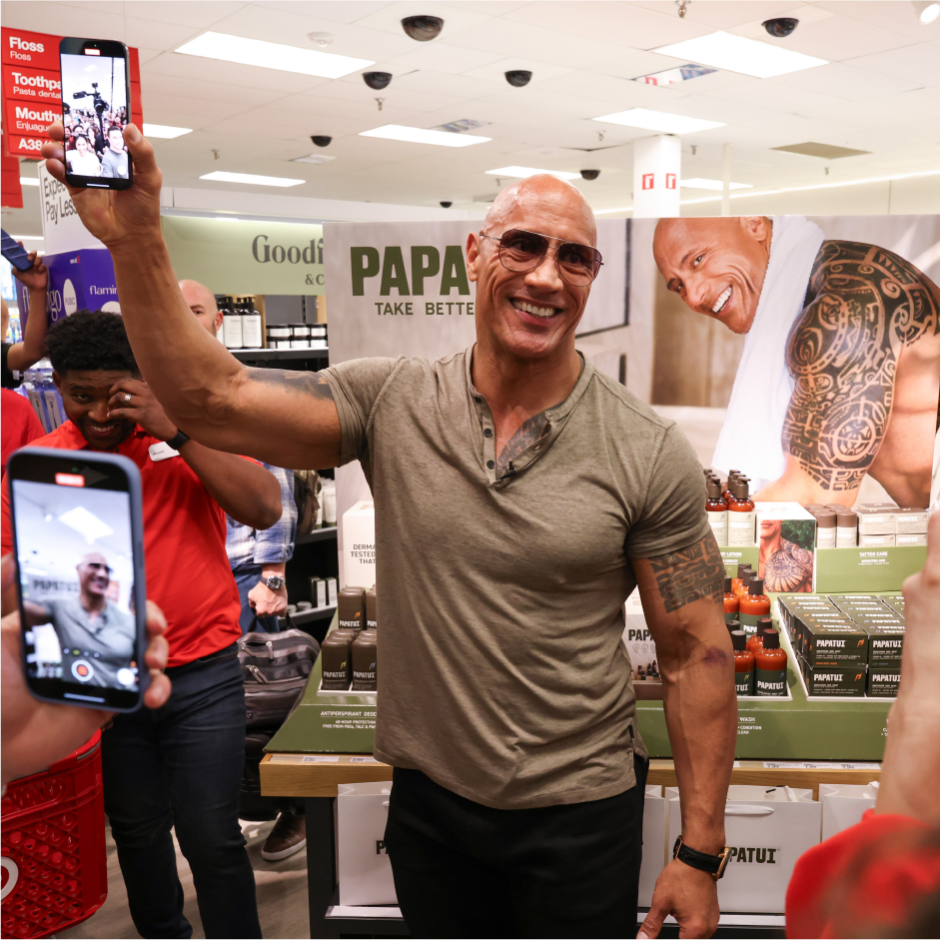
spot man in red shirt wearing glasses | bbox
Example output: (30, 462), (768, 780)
(43, 122), (736, 939)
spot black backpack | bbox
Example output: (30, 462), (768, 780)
(237, 621), (320, 731)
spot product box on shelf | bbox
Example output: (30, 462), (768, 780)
(799, 658), (867, 698)
(666, 785), (820, 914)
(867, 668), (901, 698)
(896, 533), (928, 547)
(819, 783), (878, 841)
(342, 500), (375, 590)
(336, 781), (397, 906)
(866, 626), (905, 667)
(754, 503), (816, 593)
(856, 506), (897, 536)
(813, 545), (927, 594)
(802, 622), (869, 667)
(638, 786), (667, 908)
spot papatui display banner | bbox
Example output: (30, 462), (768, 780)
(1, 27), (142, 159)
(325, 218), (629, 582)
(633, 214), (940, 511)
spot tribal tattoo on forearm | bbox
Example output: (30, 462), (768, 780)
(246, 367), (334, 401)
(648, 537), (725, 613)
(783, 241), (939, 492)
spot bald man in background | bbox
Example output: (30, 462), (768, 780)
(654, 217), (940, 508)
(46, 114), (738, 937)
(180, 279), (223, 338)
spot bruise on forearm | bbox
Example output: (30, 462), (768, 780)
(648, 537), (724, 613)
(245, 367), (335, 401)
(783, 241), (939, 493)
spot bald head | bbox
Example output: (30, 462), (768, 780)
(180, 280), (223, 337)
(652, 216), (772, 335)
(77, 551), (111, 602)
(484, 175), (596, 245)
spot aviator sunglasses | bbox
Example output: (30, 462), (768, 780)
(480, 229), (603, 287)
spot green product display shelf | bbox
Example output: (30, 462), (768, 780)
(814, 545), (926, 593)
(268, 616), (377, 754)
(638, 592), (892, 761)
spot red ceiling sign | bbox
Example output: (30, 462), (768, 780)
(1, 28), (142, 159)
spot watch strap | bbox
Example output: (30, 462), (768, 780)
(673, 836), (730, 881)
(262, 575), (285, 591)
(166, 429), (190, 452)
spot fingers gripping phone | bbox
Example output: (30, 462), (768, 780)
(1, 230), (33, 272)
(8, 448), (148, 711)
(59, 38), (133, 190)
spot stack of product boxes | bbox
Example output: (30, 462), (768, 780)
(805, 503), (929, 549)
(777, 595), (903, 698)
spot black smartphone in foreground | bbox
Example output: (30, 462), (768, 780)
(8, 447), (148, 711)
(1, 230), (33, 271)
(59, 37), (133, 190)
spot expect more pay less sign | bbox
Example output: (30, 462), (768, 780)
(1, 28), (142, 158)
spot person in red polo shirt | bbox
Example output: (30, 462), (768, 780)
(1, 311), (282, 939)
(1, 388), (44, 475)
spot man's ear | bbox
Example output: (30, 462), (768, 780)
(52, 370), (62, 392)
(466, 232), (481, 283)
(740, 216), (771, 247)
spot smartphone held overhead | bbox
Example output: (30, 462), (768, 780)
(59, 37), (133, 189)
(8, 447), (148, 711)
(0, 229), (34, 271)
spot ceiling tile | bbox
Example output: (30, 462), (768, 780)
(762, 14), (913, 61)
(461, 58), (576, 85)
(770, 62), (922, 100)
(138, 74), (288, 107)
(384, 41), (505, 74)
(847, 44), (940, 87)
(655, 94), (785, 125)
(706, 80), (847, 112)
(142, 50), (326, 94)
(815, 0), (940, 43)
(629, 0), (814, 30)
(257, 1), (396, 25)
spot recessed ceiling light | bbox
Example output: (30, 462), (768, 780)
(11, 234), (43, 240)
(681, 178), (753, 191)
(653, 31), (827, 79)
(176, 31), (373, 79)
(914, 1), (940, 24)
(485, 166), (581, 181)
(359, 125), (490, 147)
(292, 153), (337, 165)
(19, 178), (39, 187)
(593, 109), (724, 134)
(143, 123), (192, 139)
(199, 171), (304, 187)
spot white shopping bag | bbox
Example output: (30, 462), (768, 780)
(336, 780), (397, 906)
(667, 785), (820, 913)
(819, 782), (878, 841)
(639, 785), (666, 907)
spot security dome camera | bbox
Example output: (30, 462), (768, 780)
(310, 135), (332, 147)
(440, 201), (452, 208)
(401, 15), (444, 41)
(580, 169), (601, 181)
(363, 71), (392, 90)
(505, 70), (532, 88)
(762, 17), (799, 37)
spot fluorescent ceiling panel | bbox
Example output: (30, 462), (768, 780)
(59, 506), (114, 542)
(200, 171), (304, 187)
(653, 31), (827, 79)
(360, 125), (490, 147)
(19, 178), (39, 186)
(143, 123), (192, 139)
(176, 31), (373, 79)
(593, 109), (724, 134)
(681, 178), (753, 191)
(486, 166), (581, 181)
(11, 235), (42, 240)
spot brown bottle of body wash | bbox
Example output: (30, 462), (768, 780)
(728, 479), (756, 547)
(706, 480), (729, 547)
(754, 630), (788, 697)
(739, 577), (771, 635)
(352, 589), (378, 692)
(723, 576), (739, 624)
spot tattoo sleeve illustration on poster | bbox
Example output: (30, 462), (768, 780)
(646, 214), (940, 510)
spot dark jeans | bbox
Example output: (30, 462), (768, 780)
(385, 754), (649, 939)
(232, 563), (278, 634)
(101, 649), (262, 939)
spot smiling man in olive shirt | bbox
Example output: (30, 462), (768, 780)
(44, 119), (737, 940)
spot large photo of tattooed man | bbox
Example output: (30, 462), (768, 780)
(647, 214), (940, 510)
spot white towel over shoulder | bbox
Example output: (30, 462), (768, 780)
(712, 215), (825, 492)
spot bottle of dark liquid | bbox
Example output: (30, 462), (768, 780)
(365, 587), (378, 631)
(320, 630), (354, 690)
(740, 577), (771, 636)
(747, 616), (774, 654)
(706, 479), (729, 547)
(352, 589), (378, 692)
(337, 586), (365, 633)
(755, 630), (788, 697)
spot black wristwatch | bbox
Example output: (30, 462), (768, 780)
(166, 429), (190, 451)
(673, 836), (731, 881)
(261, 575), (285, 591)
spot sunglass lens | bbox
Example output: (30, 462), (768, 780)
(557, 244), (598, 283)
(499, 230), (547, 269)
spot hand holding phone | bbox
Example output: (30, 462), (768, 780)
(58, 38), (133, 190)
(7, 447), (153, 712)
(1, 231), (33, 272)
(1, 554), (171, 785)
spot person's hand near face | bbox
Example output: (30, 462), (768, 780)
(1, 554), (171, 786)
(106, 377), (179, 442)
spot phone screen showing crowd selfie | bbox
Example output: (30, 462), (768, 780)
(8, 448), (147, 711)
(59, 38), (133, 190)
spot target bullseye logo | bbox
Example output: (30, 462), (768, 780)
(1, 856), (19, 900)
(71, 659), (94, 682)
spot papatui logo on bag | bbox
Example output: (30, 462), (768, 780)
(727, 845), (782, 865)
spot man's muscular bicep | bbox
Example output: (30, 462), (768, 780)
(781, 240), (940, 494)
(643, 537), (725, 613)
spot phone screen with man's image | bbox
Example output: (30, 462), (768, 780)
(8, 448), (148, 711)
(59, 38), (133, 189)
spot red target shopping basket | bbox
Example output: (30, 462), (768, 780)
(1, 732), (107, 939)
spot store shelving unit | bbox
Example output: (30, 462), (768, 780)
(230, 348), (329, 363)
(296, 526), (337, 545)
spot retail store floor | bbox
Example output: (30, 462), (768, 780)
(59, 818), (309, 939)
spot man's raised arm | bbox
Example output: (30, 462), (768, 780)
(41, 122), (341, 469)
